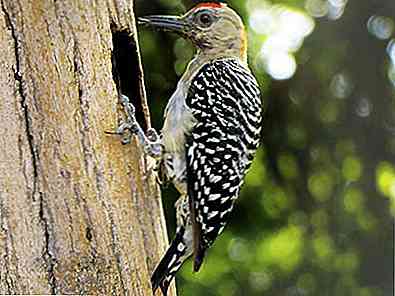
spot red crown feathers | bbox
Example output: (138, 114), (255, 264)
(194, 2), (225, 9)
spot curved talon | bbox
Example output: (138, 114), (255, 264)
(130, 123), (140, 134)
(122, 138), (131, 145)
(120, 94), (131, 106)
(116, 122), (129, 134)
(147, 128), (160, 142)
(115, 94), (163, 160)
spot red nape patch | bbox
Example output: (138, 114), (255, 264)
(194, 2), (224, 9)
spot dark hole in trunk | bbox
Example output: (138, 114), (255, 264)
(111, 29), (147, 131)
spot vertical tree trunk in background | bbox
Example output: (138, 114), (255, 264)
(0, 0), (174, 295)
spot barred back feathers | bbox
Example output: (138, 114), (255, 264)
(185, 58), (262, 270)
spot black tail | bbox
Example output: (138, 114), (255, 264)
(193, 241), (207, 272)
(151, 227), (189, 295)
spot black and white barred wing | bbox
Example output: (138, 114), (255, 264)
(185, 58), (262, 270)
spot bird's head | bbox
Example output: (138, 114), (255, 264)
(139, 2), (247, 62)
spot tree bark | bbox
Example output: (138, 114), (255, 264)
(0, 0), (173, 295)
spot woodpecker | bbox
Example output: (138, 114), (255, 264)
(116, 2), (262, 295)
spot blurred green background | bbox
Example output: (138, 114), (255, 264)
(135, 0), (395, 295)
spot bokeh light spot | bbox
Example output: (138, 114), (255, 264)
(330, 72), (354, 99)
(386, 38), (395, 64)
(327, 0), (348, 20)
(388, 63), (395, 88)
(355, 97), (372, 118)
(342, 156), (363, 181)
(228, 238), (249, 262)
(343, 187), (363, 213)
(376, 162), (395, 214)
(308, 172), (335, 202)
(278, 153), (299, 179)
(312, 233), (334, 266)
(261, 33), (303, 55)
(252, 4), (314, 79)
(367, 15), (395, 40)
(257, 226), (303, 273)
(305, 0), (329, 18)
(328, 0), (348, 6)
(264, 51), (297, 80)
(279, 9), (315, 38)
(249, 271), (272, 292)
(262, 186), (290, 218)
(376, 162), (395, 198)
(249, 9), (276, 35)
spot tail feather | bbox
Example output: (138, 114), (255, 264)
(151, 227), (189, 295)
(193, 241), (207, 272)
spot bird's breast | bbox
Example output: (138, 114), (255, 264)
(161, 81), (196, 153)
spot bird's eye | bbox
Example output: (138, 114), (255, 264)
(198, 13), (213, 27)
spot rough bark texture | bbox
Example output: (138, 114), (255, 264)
(0, 0), (173, 295)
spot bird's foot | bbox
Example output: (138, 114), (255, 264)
(111, 94), (162, 159)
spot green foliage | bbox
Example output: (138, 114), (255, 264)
(257, 225), (304, 273)
(136, 0), (395, 294)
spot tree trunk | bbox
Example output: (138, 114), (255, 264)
(0, 0), (173, 295)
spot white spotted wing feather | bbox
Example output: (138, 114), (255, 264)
(185, 58), (262, 261)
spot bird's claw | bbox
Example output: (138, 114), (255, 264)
(113, 94), (162, 159)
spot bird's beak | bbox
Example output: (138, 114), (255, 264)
(138, 15), (190, 35)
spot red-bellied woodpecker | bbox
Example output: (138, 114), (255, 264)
(116, 2), (262, 294)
